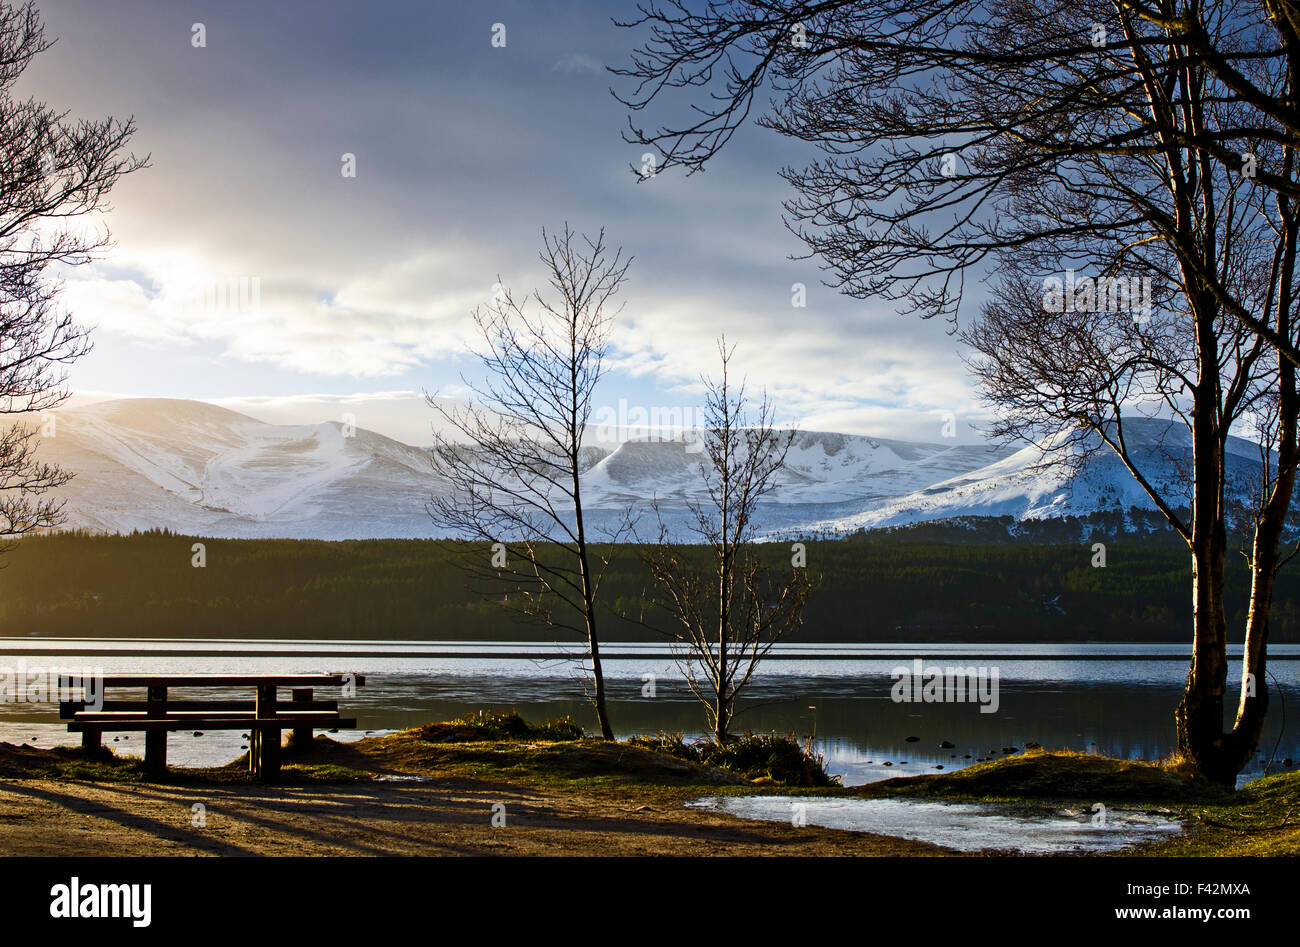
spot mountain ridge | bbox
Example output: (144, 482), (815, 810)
(16, 397), (1270, 541)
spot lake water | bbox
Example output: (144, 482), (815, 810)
(2, 638), (1298, 788)
(686, 796), (1185, 853)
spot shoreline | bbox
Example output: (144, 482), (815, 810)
(0, 732), (1295, 857)
(5, 636), (1300, 661)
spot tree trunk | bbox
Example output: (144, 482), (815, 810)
(716, 409), (731, 745)
(714, 661), (728, 745)
(572, 444), (613, 740)
(586, 610), (615, 741)
(1175, 192), (1299, 786)
(575, 508), (614, 741)
(1221, 234), (1299, 777)
(716, 563), (728, 744)
(1221, 522), (1277, 776)
(1177, 529), (1234, 786)
(1176, 294), (1234, 787)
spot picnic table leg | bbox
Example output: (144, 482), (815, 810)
(82, 728), (101, 751)
(256, 685), (280, 781)
(290, 688), (313, 747)
(144, 686), (167, 778)
(249, 688), (262, 774)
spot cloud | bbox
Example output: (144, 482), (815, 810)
(210, 389), (987, 447)
(207, 390), (444, 444)
(61, 247), (491, 377)
(31, 0), (988, 442)
(552, 53), (604, 75)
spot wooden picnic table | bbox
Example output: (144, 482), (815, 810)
(58, 672), (365, 781)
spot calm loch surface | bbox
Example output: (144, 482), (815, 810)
(2, 639), (1297, 788)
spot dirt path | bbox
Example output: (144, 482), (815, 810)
(0, 774), (948, 856)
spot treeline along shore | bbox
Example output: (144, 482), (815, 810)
(4, 523), (1299, 644)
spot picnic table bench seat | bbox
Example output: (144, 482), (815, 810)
(60, 699), (340, 715)
(66, 712), (356, 729)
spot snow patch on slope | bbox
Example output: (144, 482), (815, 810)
(21, 399), (1269, 541)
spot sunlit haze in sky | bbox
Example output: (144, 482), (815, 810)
(28, 0), (986, 445)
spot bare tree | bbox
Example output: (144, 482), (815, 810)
(965, 207), (1298, 786)
(427, 225), (632, 740)
(956, 40), (1300, 785)
(640, 339), (810, 743)
(614, 1), (1297, 353)
(615, 0), (1300, 785)
(0, 1), (145, 542)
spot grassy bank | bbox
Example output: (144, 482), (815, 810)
(849, 748), (1300, 855)
(1, 715), (1296, 855)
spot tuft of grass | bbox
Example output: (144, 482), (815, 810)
(628, 732), (696, 758)
(361, 728), (751, 791)
(416, 709), (585, 743)
(278, 763), (372, 783)
(630, 731), (837, 787)
(35, 747), (145, 783)
(856, 748), (1232, 805)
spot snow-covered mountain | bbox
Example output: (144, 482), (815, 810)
(580, 431), (1013, 537)
(803, 417), (1267, 534)
(31, 398), (445, 539)
(17, 398), (1267, 540)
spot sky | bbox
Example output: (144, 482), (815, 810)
(24, 0), (986, 446)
